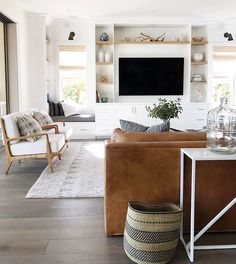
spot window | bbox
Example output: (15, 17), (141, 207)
(212, 46), (236, 106)
(59, 45), (87, 105)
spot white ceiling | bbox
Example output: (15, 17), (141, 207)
(19, 0), (236, 22)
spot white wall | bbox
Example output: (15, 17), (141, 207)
(49, 19), (95, 113)
(0, 0), (29, 112)
(27, 14), (47, 111)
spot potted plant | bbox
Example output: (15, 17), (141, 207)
(145, 98), (183, 130)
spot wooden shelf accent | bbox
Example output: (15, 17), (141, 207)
(96, 41), (113, 45)
(96, 82), (113, 85)
(191, 81), (207, 84)
(191, 40), (208, 45)
(115, 40), (190, 45)
(96, 62), (113, 65)
(191, 61), (208, 65)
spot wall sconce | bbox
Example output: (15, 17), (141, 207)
(68, 32), (75, 40)
(224, 32), (233, 41)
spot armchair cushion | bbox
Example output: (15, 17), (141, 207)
(46, 124), (73, 141)
(16, 114), (42, 142)
(33, 111), (53, 126)
(10, 134), (65, 155)
(2, 113), (21, 144)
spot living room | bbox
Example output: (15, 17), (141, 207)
(0, 0), (236, 263)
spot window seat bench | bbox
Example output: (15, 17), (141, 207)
(51, 114), (95, 139)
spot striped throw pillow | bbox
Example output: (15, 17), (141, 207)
(33, 111), (53, 126)
(17, 114), (42, 142)
(120, 119), (148, 132)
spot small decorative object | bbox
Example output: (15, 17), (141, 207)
(96, 90), (101, 103)
(124, 201), (182, 264)
(99, 32), (109, 41)
(224, 32), (233, 41)
(138, 32), (166, 42)
(192, 74), (203, 82)
(193, 52), (204, 62)
(101, 96), (108, 103)
(145, 98), (183, 129)
(100, 75), (109, 83)
(207, 97), (236, 154)
(191, 86), (206, 102)
(192, 37), (204, 42)
(98, 49), (104, 62)
(68, 32), (75, 40)
(104, 50), (112, 62)
(179, 34), (187, 42)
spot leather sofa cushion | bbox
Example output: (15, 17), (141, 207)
(112, 128), (206, 143)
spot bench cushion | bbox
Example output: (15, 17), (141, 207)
(51, 114), (95, 123)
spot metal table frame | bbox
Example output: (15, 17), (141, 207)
(180, 148), (236, 262)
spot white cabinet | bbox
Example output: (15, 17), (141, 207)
(115, 104), (137, 127)
(68, 122), (95, 139)
(95, 102), (209, 137)
(95, 104), (115, 137)
(186, 103), (209, 129)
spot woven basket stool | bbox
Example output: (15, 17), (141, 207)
(123, 201), (182, 264)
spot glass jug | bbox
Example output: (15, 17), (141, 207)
(207, 97), (236, 154)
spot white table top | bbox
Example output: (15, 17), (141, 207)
(181, 148), (236, 161)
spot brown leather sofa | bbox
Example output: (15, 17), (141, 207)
(104, 129), (236, 235)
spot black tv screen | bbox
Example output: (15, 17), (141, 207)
(119, 57), (184, 96)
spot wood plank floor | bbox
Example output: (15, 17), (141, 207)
(0, 144), (235, 264)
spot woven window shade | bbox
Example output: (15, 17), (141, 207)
(59, 45), (86, 52)
(213, 46), (236, 61)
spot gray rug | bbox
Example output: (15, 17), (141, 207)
(26, 141), (104, 198)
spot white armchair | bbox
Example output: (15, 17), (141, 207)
(0, 113), (67, 174)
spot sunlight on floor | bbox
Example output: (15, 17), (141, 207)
(84, 142), (105, 159)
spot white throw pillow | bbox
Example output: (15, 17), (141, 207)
(61, 101), (80, 117)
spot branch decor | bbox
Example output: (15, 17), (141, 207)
(145, 98), (183, 121)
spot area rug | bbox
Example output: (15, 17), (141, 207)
(26, 141), (104, 198)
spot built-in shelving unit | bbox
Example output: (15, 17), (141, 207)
(96, 41), (113, 45)
(191, 40), (208, 45)
(115, 40), (190, 45)
(191, 61), (208, 65)
(95, 24), (114, 103)
(190, 26), (209, 103)
(96, 62), (113, 65)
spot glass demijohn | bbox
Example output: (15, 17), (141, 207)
(207, 97), (236, 154)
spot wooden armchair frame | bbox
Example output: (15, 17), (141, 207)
(42, 123), (71, 144)
(0, 118), (66, 175)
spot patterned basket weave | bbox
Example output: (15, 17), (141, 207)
(123, 201), (182, 264)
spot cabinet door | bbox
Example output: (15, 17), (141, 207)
(135, 104), (158, 126)
(170, 104), (188, 130)
(114, 104), (137, 128)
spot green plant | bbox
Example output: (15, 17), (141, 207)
(145, 98), (183, 120)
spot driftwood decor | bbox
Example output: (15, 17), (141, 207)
(138, 32), (166, 42)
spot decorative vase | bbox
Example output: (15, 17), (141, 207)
(104, 50), (111, 63)
(123, 201), (182, 264)
(207, 97), (236, 154)
(99, 32), (109, 41)
(98, 49), (104, 62)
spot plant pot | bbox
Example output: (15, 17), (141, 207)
(123, 201), (182, 264)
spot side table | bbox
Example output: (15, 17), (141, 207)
(180, 148), (236, 262)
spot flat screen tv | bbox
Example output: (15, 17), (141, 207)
(119, 57), (184, 96)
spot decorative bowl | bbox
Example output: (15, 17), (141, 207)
(193, 53), (204, 62)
